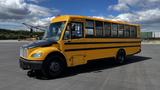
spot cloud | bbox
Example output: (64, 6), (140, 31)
(28, 4), (58, 18)
(107, 0), (160, 31)
(0, 0), (29, 19)
(92, 16), (105, 19)
(108, 3), (129, 11)
(29, 16), (55, 26)
(0, 0), (59, 30)
(108, 0), (160, 11)
(93, 7), (160, 31)
(112, 8), (160, 23)
(114, 8), (160, 31)
(26, 0), (45, 3)
(0, 0), (59, 19)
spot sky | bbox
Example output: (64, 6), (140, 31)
(0, 0), (160, 32)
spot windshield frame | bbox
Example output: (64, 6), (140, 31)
(42, 21), (66, 41)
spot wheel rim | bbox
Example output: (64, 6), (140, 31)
(49, 62), (60, 72)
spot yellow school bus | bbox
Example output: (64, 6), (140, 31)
(19, 15), (141, 78)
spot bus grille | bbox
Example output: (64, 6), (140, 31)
(20, 47), (27, 58)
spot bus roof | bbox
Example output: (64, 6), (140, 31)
(51, 15), (140, 26)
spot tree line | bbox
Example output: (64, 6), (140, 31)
(0, 29), (44, 40)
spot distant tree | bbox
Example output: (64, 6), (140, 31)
(0, 29), (44, 40)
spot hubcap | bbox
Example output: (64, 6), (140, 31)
(49, 62), (60, 72)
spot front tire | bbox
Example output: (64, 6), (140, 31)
(27, 70), (35, 77)
(42, 56), (64, 78)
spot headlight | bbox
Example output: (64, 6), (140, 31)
(31, 53), (42, 58)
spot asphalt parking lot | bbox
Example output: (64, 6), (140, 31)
(0, 42), (160, 90)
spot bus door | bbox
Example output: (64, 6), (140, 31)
(63, 22), (87, 66)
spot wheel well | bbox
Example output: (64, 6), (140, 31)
(45, 51), (67, 67)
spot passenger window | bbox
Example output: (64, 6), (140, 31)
(124, 25), (130, 37)
(95, 21), (103, 37)
(85, 20), (94, 38)
(104, 23), (111, 37)
(71, 22), (83, 39)
(118, 24), (124, 37)
(130, 26), (137, 38)
(111, 24), (118, 37)
(86, 28), (94, 36)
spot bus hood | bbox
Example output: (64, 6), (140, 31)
(22, 39), (57, 49)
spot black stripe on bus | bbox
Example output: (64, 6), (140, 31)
(65, 45), (140, 52)
(64, 41), (141, 45)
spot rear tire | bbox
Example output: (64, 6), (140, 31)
(115, 49), (126, 64)
(42, 56), (64, 78)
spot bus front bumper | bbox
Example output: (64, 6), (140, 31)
(19, 57), (43, 70)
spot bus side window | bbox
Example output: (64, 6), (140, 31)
(124, 25), (130, 37)
(95, 21), (103, 37)
(104, 22), (111, 37)
(111, 24), (118, 37)
(118, 24), (124, 38)
(85, 20), (94, 38)
(130, 26), (137, 38)
(71, 22), (83, 39)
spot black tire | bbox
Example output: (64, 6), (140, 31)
(115, 49), (126, 64)
(27, 70), (35, 77)
(42, 56), (64, 78)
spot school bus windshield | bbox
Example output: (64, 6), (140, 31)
(43, 22), (66, 41)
